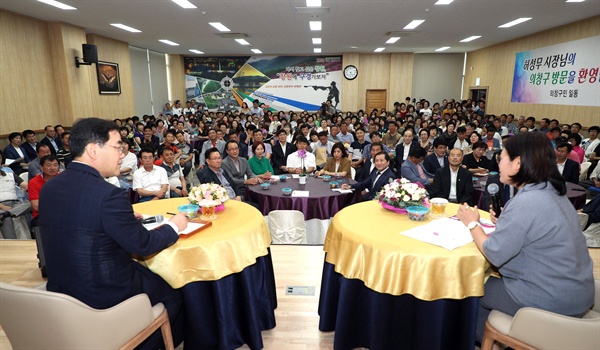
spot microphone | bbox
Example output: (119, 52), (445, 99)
(487, 183), (503, 217)
(141, 214), (164, 225)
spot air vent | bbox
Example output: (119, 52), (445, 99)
(386, 31), (416, 37)
(215, 33), (250, 39)
(294, 7), (330, 14)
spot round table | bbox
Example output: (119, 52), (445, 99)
(132, 198), (276, 349)
(246, 175), (360, 244)
(318, 201), (490, 350)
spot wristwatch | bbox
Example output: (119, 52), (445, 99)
(467, 221), (481, 230)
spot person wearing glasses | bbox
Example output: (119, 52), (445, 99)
(39, 118), (187, 349)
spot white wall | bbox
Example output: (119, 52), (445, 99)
(412, 53), (464, 105)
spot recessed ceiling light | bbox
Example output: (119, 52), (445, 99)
(312, 38), (322, 44)
(189, 49), (204, 54)
(209, 22), (231, 32)
(37, 0), (76, 10)
(350, 46), (358, 49)
(386, 37), (400, 44)
(435, 0), (454, 4)
(306, 0), (321, 6)
(435, 46), (451, 51)
(460, 35), (481, 42)
(314, 48), (322, 53)
(159, 39), (179, 46)
(404, 20), (425, 30)
(172, 0), (197, 9)
(498, 18), (532, 28)
(309, 21), (322, 31)
(374, 47), (385, 52)
(110, 23), (141, 33)
(251, 49), (262, 54)
(235, 39), (250, 45)
(566, 0), (585, 2)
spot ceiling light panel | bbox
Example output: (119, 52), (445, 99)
(172, 0), (197, 9)
(309, 21), (322, 31)
(37, 0), (76, 10)
(374, 47), (385, 52)
(306, 0), (321, 7)
(159, 39), (179, 46)
(435, 46), (451, 51)
(435, 0), (454, 4)
(110, 23), (141, 33)
(404, 20), (425, 30)
(314, 48), (322, 53)
(312, 38), (322, 44)
(189, 49), (204, 54)
(209, 22), (231, 32)
(251, 49), (262, 54)
(236, 39), (250, 45)
(498, 18), (532, 28)
(566, 0), (585, 2)
(386, 37), (400, 44)
(460, 35), (481, 42)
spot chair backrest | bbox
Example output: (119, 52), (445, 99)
(0, 282), (155, 349)
(19, 172), (28, 183)
(267, 210), (307, 244)
(351, 167), (356, 180)
(580, 161), (591, 181)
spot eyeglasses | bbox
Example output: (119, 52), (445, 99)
(103, 144), (127, 155)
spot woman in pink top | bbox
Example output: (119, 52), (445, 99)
(569, 133), (585, 163)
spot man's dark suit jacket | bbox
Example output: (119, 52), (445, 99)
(351, 167), (395, 201)
(561, 158), (580, 184)
(22, 143), (37, 161)
(40, 136), (58, 154)
(423, 153), (449, 175)
(271, 142), (297, 175)
(356, 158), (375, 182)
(196, 167), (241, 197)
(39, 162), (180, 310)
(430, 166), (474, 205)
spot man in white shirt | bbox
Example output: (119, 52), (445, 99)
(286, 136), (316, 174)
(133, 148), (169, 202)
(182, 100), (196, 115)
(582, 126), (600, 162)
(120, 139), (138, 174)
(337, 122), (354, 144)
(453, 126), (469, 151)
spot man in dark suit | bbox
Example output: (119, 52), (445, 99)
(39, 118), (187, 349)
(430, 148), (474, 205)
(342, 151), (395, 201)
(423, 138), (449, 175)
(271, 129), (297, 175)
(196, 147), (243, 201)
(556, 142), (579, 184)
(39, 125), (59, 155)
(356, 142), (383, 182)
(221, 140), (260, 196)
(21, 129), (38, 161)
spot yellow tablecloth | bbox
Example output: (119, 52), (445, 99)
(133, 198), (271, 289)
(324, 201), (490, 300)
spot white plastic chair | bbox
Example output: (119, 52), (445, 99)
(580, 161), (591, 181)
(0, 282), (174, 350)
(267, 210), (307, 244)
(351, 167), (356, 180)
(481, 279), (600, 350)
(19, 172), (28, 183)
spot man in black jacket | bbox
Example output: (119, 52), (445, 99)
(431, 148), (474, 205)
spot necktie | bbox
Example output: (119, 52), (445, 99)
(373, 172), (383, 190)
(417, 164), (427, 179)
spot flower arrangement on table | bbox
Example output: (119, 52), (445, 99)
(188, 183), (229, 211)
(297, 149), (307, 176)
(377, 178), (429, 214)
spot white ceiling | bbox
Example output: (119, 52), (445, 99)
(2, 0), (599, 56)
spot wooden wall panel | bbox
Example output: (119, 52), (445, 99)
(390, 53), (414, 107)
(341, 53), (360, 113)
(167, 54), (186, 105)
(0, 10), (59, 133)
(358, 54), (391, 113)
(464, 16), (600, 127)
(86, 34), (135, 119)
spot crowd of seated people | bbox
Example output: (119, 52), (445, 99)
(3, 96), (599, 239)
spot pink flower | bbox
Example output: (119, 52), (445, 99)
(298, 149), (306, 158)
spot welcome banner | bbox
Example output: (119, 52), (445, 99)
(511, 36), (599, 107)
(184, 55), (343, 112)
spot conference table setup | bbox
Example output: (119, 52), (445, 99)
(132, 198), (277, 350)
(246, 175), (361, 244)
(318, 201), (491, 350)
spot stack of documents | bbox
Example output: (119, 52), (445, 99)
(399, 218), (495, 250)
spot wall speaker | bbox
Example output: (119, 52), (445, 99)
(82, 44), (98, 64)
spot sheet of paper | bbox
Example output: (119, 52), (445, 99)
(4, 159), (17, 165)
(291, 174), (300, 179)
(142, 219), (207, 236)
(399, 218), (475, 251)
(331, 188), (353, 194)
(291, 190), (309, 197)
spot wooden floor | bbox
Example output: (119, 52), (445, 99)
(0, 240), (598, 350)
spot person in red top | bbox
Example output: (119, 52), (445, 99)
(29, 154), (60, 226)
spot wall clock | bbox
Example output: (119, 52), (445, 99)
(343, 65), (358, 80)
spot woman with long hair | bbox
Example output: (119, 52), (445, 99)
(315, 142), (352, 178)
